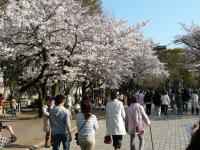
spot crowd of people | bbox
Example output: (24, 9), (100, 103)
(124, 88), (200, 117)
(40, 88), (200, 150)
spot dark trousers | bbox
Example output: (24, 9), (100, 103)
(45, 130), (53, 147)
(161, 105), (168, 116)
(182, 101), (188, 112)
(192, 107), (199, 115)
(177, 105), (182, 114)
(146, 104), (152, 115)
(112, 135), (122, 149)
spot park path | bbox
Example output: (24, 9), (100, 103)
(38, 106), (199, 150)
(1, 104), (200, 150)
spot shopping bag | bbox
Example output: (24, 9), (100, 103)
(104, 135), (112, 144)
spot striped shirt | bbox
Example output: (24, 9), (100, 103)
(76, 113), (98, 139)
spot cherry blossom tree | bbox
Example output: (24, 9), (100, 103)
(0, 0), (167, 116)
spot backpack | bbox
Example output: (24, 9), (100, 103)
(10, 99), (17, 108)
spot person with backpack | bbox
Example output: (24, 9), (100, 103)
(10, 97), (18, 117)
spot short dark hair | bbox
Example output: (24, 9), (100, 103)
(111, 92), (117, 100)
(45, 96), (51, 102)
(193, 91), (197, 94)
(55, 94), (65, 105)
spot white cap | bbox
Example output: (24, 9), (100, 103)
(185, 123), (199, 134)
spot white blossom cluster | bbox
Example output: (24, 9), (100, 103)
(174, 23), (200, 76)
(0, 0), (167, 89)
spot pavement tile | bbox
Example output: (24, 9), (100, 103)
(2, 105), (200, 150)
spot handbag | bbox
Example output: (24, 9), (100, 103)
(129, 108), (144, 133)
(104, 135), (112, 144)
(75, 115), (90, 145)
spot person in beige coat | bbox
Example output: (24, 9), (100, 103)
(42, 96), (54, 148)
(106, 92), (126, 150)
(10, 97), (18, 117)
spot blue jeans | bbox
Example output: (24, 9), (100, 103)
(52, 133), (70, 150)
(11, 109), (16, 117)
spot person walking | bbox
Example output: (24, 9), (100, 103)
(144, 90), (152, 115)
(76, 100), (99, 150)
(104, 94), (109, 108)
(152, 90), (162, 116)
(10, 97), (18, 117)
(125, 95), (151, 150)
(182, 89), (190, 113)
(169, 89), (176, 112)
(106, 92), (126, 150)
(65, 93), (72, 119)
(138, 90), (145, 107)
(0, 94), (4, 116)
(175, 90), (183, 115)
(42, 96), (55, 148)
(49, 94), (72, 150)
(74, 100), (81, 119)
(161, 90), (170, 116)
(191, 91), (199, 115)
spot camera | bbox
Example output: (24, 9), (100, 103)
(2, 126), (6, 129)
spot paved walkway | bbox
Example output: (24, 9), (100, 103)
(38, 106), (200, 150)
(1, 104), (200, 150)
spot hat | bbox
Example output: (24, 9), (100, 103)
(185, 123), (199, 134)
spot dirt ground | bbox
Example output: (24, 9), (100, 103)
(1, 108), (106, 150)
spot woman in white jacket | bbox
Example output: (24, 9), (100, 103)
(161, 90), (170, 116)
(191, 91), (199, 115)
(106, 92), (126, 150)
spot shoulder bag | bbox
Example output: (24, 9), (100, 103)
(129, 108), (144, 133)
(75, 115), (90, 145)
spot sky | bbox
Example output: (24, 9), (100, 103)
(101, 0), (200, 49)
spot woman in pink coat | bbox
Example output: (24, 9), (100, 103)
(125, 95), (151, 150)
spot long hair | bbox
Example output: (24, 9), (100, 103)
(81, 100), (92, 120)
(186, 121), (200, 150)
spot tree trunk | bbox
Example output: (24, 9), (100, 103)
(52, 81), (60, 96)
(35, 85), (46, 117)
(82, 81), (87, 101)
(9, 83), (15, 98)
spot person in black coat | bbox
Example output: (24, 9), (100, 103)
(182, 89), (190, 113)
(152, 90), (162, 116)
(144, 90), (152, 115)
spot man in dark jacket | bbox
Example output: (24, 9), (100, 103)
(182, 89), (190, 113)
(144, 90), (152, 115)
(152, 90), (162, 116)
